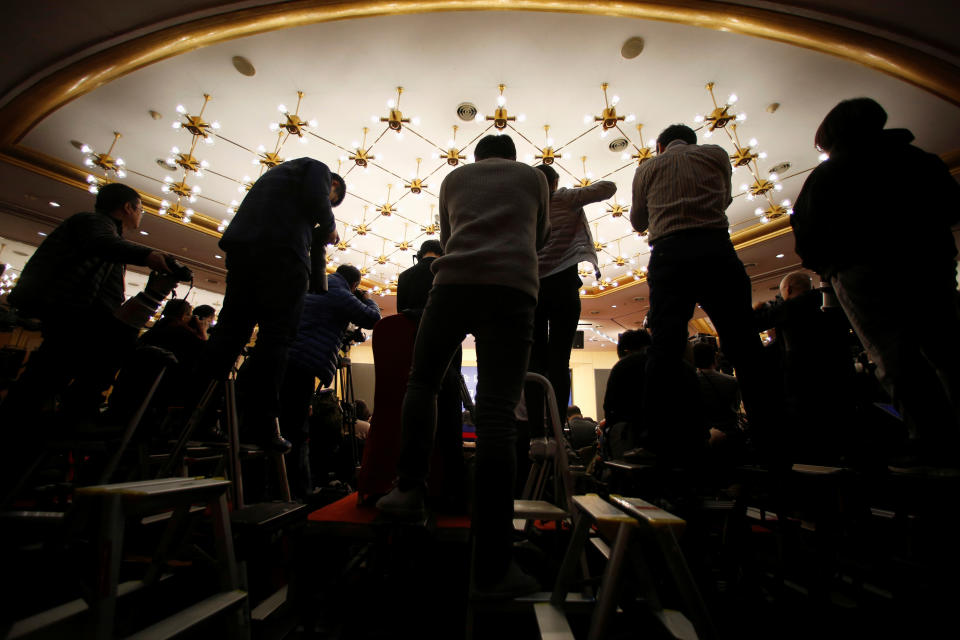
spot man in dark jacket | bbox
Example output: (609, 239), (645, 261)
(196, 157), (345, 452)
(278, 264), (380, 496)
(396, 240), (442, 313)
(3, 183), (169, 424)
(792, 97), (960, 463)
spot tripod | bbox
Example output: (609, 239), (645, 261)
(336, 355), (359, 479)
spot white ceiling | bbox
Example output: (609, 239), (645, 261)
(2, 5), (959, 348)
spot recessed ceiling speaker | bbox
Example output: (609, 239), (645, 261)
(69, 140), (84, 150)
(621, 37), (645, 59)
(608, 137), (629, 152)
(148, 110), (163, 120)
(232, 55), (256, 77)
(768, 161), (791, 175)
(456, 102), (478, 121)
(156, 158), (177, 171)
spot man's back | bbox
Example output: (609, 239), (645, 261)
(396, 257), (436, 312)
(631, 140), (732, 243)
(221, 157), (334, 268)
(433, 158), (549, 300)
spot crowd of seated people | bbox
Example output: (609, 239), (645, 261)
(0, 96), (957, 617)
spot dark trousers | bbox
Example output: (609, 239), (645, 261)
(397, 284), (535, 584)
(279, 360), (317, 497)
(197, 249), (308, 440)
(645, 230), (777, 458)
(832, 262), (960, 458)
(526, 266), (581, 435)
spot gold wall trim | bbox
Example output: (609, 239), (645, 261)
(1, 146), (224, 239)
(1, 0), (960, 146)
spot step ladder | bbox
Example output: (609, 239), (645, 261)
(546, 494), (717, 640)
(7, 477), (250, 639)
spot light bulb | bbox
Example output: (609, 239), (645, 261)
(269, 122), (279, 132)
(600, 130), (608, 138)
(89, 186), (98, 194)
(370, 115), (378, 123)
(496, 95), (506, 107)
(116, 170), (126, 178)
(517, 113), (526, 123)
(396, 133), (404, 141)
(774, 184), (783, 191)
(694, 114), (704, 123)
(351, 141), (358, 149)
(430, 152), (439, 160)
(474, 113), (484, 123)
(176, 105), (186, 114)
(299, 136), (308, 144)
(200, 160), (209, 168)
(611, 95), (620, 105)
(740, 184), (749, 192)
(621, 153), (630, 161)
(412, 116), (421, 126)
(704, 130), (713, 138)
(195, 171), (203, 178)
(586, 171), (594, 179)
(524, 154), (534, 163)
(819, 153), (829, 162)
(185, 208), (194, 216)
(580, 289), (587, 295)
(768, 172), (779, 181)
(728, 93), (738, 104)
(749, 138), (758, 148)
(625, 114), (636, 123)
(171, 122), (180, 129)
(251, 158), (260, 165)
(212, 121), (220, 129)
(781, 199), (791, 207)
(583, 114), (593, 125)
(80, 144), (91, 153)
(736, 113), (747, 121)
(760, 216), (769, 224)
(746, 194), (754, 201)
(257, 144), (266, 152)
(387, 98), (396, 108)
(172, 146), (180, 154)
(204, 137), (214, 145)
(84, 158), (93, 166)
(164, 176), (173, 183)
(278, 104), (287, 113)
(189, 195), (197, 203)
(562, 152), (571, 160)
(546, 137), (554, 146)
(755, 207), (764, 216)
(758, 152), (768, 159)
(161, 200), (169, 207)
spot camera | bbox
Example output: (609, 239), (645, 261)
(164, 255), (193, 282)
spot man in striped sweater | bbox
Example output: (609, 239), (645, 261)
(631, 124), (775, 462)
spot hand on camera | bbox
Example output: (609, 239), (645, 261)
(146, 251), (171, 273)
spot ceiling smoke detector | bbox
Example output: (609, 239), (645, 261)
(456, 102), (478, 121)
(768, 161), (791, 175)
(608, 137), (629, 152)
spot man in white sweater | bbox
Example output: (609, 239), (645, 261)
(378, 134), (550, 598)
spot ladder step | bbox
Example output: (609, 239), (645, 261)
(573, 494), (635, 525)
(656, 609), (698, 640)
(251, 585), (288, 621)
(514, 499), (567, 520)
(125, 589), (247, 639)
(533, 602), (575, 640)
(590, 536), (612, 560)
(8, 577), (172, 639)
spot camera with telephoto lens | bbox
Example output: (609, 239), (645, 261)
(114, 255), (194, 329)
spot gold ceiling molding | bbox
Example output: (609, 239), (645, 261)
(1, 0), (960, 147)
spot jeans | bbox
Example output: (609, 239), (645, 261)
(526, 266), (581, 435)
(645, 229), (777, 458)
(397, 284), (535, 584)
(198, 249), (308, 440)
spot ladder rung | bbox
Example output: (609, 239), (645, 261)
(251, 585), (288, 621)
(573, 494), (635, 524)
(125, 589), (246, 639)
(514, 500), (567, 520)
(534, 602), (575, 640)
(610, 495), (685, 532)
(590, 536), (612, 560)
(9, 577), (172, 639)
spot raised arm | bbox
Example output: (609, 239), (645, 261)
(629, 168), (650, 234)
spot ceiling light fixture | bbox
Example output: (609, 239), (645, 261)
(485, 84), (516, 130)
(79, 131), (126, 184)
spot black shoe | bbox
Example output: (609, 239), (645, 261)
(376, 484), (427, 520)
(472, 561), (540, 601)
(264, 433), (292, 454)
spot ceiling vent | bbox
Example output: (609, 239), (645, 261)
(231, 56), (256, 77)
(608, 138), (629, 152)
(768, 161), (791, 175)
(456, 102), (478, 121)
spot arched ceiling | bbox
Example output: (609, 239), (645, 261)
(1, 1), (958, 349)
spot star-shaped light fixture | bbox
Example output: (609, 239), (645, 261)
(79, 131), (127, 181)
(405, 158), (428, 195)
(694, 82), (746, 134)
(172, 94), (220, 143)
(270, 91), (317, 140)
(629, 124), (655, 165)
(534, 125), (562, 165)
(349, 127), (376, 168)
(486, 84), (523, 130)
(380, 87), (414, 132)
